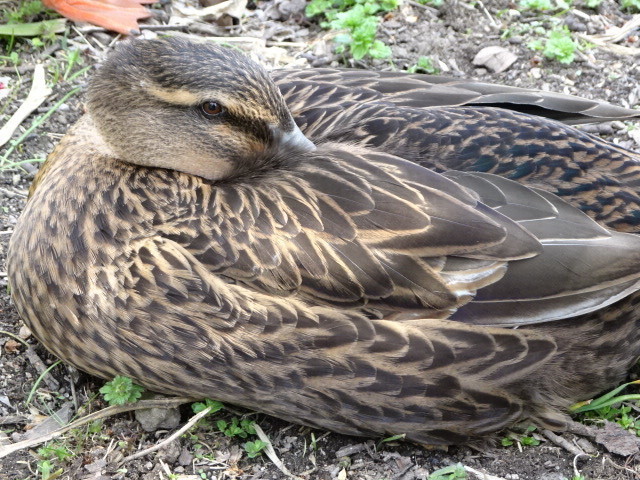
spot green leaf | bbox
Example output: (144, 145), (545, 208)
(621, 0), (640, 12)
(192, 399), (224, 415)
(306, 0), (335, 17)
(379, 0), (401, 9)
(527, 39), (544, 51)
(408, 56), (440, 74)
(571, 380), (640, 413)
(241, 419), (256, 435)
(428, 463), (467, 480)
(350, 43), (369, 60)
(0, 19), (66, 37)
(518, 0), (553, 10)
(334, 33), (353, 45)
(368, 40), (391, 58)
(307, 0), (398, 60)
(379, 433), (406, 444)
(244, 440), (268, 458)
(216, 419), (228, 431)
(99, 376), (144, 405)
(520, 436), (540, 446)
(543, 28), (577, 64)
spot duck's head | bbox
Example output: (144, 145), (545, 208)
(87, 37), (315, 181)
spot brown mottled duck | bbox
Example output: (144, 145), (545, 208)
(8, 37), (640, 445)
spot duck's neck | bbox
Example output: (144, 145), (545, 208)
(29, 116), (117, 198)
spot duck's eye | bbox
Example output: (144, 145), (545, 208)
(200, 101), (224, 118)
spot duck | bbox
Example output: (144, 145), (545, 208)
(8, 36), (640, 445)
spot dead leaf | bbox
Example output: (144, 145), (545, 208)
(0, 64), (52, 149)
(594, 420), (640, 456)
(171, 0), (247, 25)
(42, 0), (158, 35)
(15, 402), (75, 442)
(473, 46), (517, 73)
(3, 340), (21, 354)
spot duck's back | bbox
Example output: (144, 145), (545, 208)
(274, 69), (640, 233)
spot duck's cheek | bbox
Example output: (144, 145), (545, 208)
(179, 151), (235, 181)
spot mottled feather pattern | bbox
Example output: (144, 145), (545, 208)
(273, 69), (640, 124)
(8, 38), (640, 445)
(11, 141), (561, 443)
(275, 72), (640, 232)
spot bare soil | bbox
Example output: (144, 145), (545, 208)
(1, 0), (640, 479)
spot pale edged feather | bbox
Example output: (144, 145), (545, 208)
(272, 69), (640, 124)
(446, 172), (640, 325)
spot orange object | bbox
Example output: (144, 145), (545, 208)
(43, 0), (157, 35)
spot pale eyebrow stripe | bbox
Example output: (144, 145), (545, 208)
(146, 85), (242, 111)
(147, 86), (201, 105)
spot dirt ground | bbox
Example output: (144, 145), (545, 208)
(1, 0), (640, 479)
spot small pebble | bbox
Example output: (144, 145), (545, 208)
(565, 15), (587, 32)
(19, 325), (32, 339)
(135, 406), (180, 432)
(335, 444), (365, 457)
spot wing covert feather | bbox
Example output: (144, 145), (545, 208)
(125, 235), (558, 443)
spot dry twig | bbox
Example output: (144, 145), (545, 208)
(0, 64), (51, 148)
(121, 404), (212, 462)
(0, 396), (195, 459)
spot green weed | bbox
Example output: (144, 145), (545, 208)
(519, 0), (554, 11)
(38, 442), (74, 462)
(216, 417), (256, 439)
(244, 439), (268, 458)
(544, 28), (578, 63)
(518, 0), (572, 10)
(3, 1), (49, 24)
(415, 0), (444, 6)
(36, 441), (73, 480)
(36, 459), (63, 480)
(584, 0), (603, 8)
(99, 376), (144, 405)
(0, 51), (20, 67)
(428, 463), (467, 480)
(306, 0), (400, 60)
(501, 425), (541, 447)
(377, 433), (406, 449)
(529, 27), (578, 63)
(572, 380), (640, 435)
(572, 380), (640, 413)
(407, 56), (441, 74)
(192, 398), (225, 415)
(621, 0), (640, 11)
